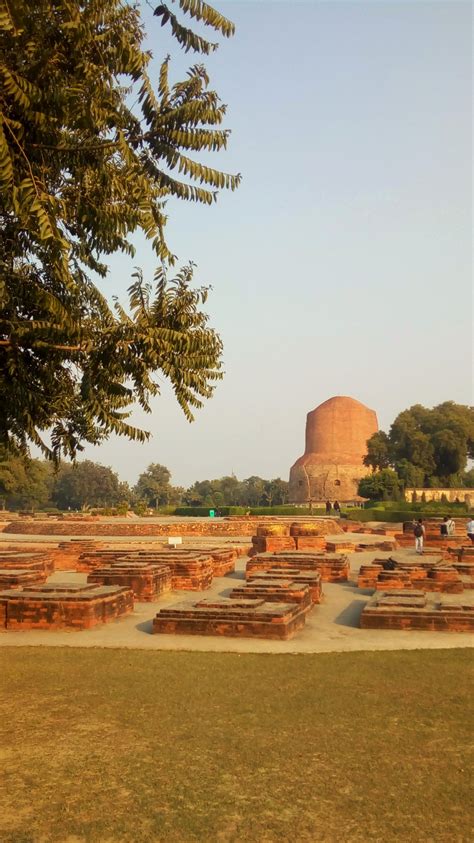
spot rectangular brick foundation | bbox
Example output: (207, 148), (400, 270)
(0, 551), (55, 575)
(0, 583), (134, 630)
(247, 569), (323, 603)
(360, 590), (474, 632)
(357, 555), (464, 593)
(78, 549), (214, 590)
(153, 598), (307, 640)
(0, 569), (47, 589)
(229, 580), (313, 611)
(247, 552), (349, 583)
(88, 563), (171, 601)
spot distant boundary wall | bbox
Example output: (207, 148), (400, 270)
(405, 488), (473, 504)
(3, 518), (342, 538)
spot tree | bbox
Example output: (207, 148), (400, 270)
(134, 463), (174, 507)
(52, 460), (124, 509)
(365, 402), (474, 488)
(0, 0), (239, 459)
(0, 448), (53, 509)
(363, 431), (391, 472)
(358, 469), (402, 501)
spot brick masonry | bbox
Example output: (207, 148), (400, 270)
(360, 590), (474, 632)
(246, 551), (349, 583)
(88, 563), (172, 602)
(247, 569), (323, 604)
(153, 598), (308, 640)
(0, 583), (134, 630)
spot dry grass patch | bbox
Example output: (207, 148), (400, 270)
(0, 648), (472, 842)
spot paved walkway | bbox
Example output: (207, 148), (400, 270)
(0, 550), (472, 654)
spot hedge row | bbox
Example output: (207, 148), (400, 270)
(347, 509), (471, 523)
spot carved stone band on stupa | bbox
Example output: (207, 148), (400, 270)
(289, 395), (378, 503)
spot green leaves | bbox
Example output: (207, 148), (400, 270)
(1, 0), (238, 458)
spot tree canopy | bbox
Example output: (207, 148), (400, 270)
(363, 402), (474, 489)
(0, 0), (240, 459)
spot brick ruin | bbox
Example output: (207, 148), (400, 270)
(357, 553), (474, 593)
(247, 569), (323, 604)
(229, 579), (313, 612)
(88, 562), (172, 602)
(0, 582), (134, 630)
(247, 550), (350, 583)
(360, 590), (474, 632)
(153, 597), (308, 640)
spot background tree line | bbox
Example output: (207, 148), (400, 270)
(359, 402), (474, 500)
(0, 452), (288, 512)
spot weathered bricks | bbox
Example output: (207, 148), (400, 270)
(0, 551), (55, 575)
(3, 517), (342, 538)
(248, 569), (323, 603)
(249, 535), (296, 555)
(88, 563), (171, 601)
(360, 590), (474, 632)
(0, 569), (47, 589)
(0, 583), (134, 630)
(78, 548), (214, 590)
(229, 580), (313, 611)
(246, 551), (349, 583)
(153, 598), (307, 640)
(357, 555), (464, 594)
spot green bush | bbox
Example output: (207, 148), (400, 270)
(248, 506), (327, 516)
(347, 507), (471, 523)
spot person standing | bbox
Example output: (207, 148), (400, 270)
(414, 518), (425, 554)
(333, 500), (341, 516)
(325, 500), (332, 515)
(440, 517), (449, 539)
(446, 516), (455, 537)
(467, 518), (474, 545)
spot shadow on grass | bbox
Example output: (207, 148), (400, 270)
(333, 598), (368, 628)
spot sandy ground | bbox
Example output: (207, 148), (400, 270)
(0, 544), (473, 654)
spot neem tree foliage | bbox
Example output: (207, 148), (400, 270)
(0, 0), (240, 458)
(363, 402), (474, 488)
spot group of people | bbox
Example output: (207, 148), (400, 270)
(413, 516), (474, 554)
(325, 500), (341, 515)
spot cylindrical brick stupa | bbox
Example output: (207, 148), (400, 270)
(289, 396), (378, 502)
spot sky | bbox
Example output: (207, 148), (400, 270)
(79, 0), (472, 487)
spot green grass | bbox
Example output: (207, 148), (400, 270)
(0, 648), (472, 842)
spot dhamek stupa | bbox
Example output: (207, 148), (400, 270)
(289, 396), (378, 502)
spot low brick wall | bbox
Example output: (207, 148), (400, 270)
(246, 551), (350, 583)
(360, 590), (474, 632)
(0, 583), (134, 630)
(88, 563), (172, 602)
(153, 598), (308, 640)
(247, 569), (323, 604)
(2, 517), (342, 538)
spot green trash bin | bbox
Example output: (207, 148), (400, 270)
(209, 509), (215, 518)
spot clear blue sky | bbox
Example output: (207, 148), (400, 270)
(83, 0), (472, 487)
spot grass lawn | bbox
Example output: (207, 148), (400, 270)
(0, 648), (472, 842)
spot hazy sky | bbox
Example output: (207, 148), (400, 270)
(80, 0), (472, 487)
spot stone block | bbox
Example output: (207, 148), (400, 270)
(153, 598), (307, 640)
